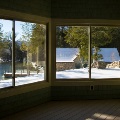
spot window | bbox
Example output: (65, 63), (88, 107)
(0, 19), (12, 87)
(0, 19), (47, 88)
(56, 26), (89, 79)
(91, 26), (120, 79)
(56, 25), (120, 79)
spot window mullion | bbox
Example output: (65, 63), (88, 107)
(12, 20), (15, 87)
(88, 26), (91, 80)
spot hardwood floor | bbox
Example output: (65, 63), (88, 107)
(1, 100), (120, 120)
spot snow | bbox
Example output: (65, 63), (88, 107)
(56, 68), (120, 79)
(1, 68), (120, 88)
(98, 48), (120, 62)
(56, 48), (79, 62)
(56, 48), (120, 62)
(0, 48), (120, 88)
(0, 73), (44, 88)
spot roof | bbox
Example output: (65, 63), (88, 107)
(98, 48), (120, 62)
(56, 48), (120, 63)
(56, 48), (79, 62)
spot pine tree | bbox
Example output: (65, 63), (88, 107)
(65, 26), (112, 63)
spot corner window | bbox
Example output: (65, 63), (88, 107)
(0, 19), (47, 88)
(56, 25), (120, 79)
(0, 19), (12, 87)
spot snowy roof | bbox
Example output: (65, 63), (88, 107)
(56, 48), (79, 62)
(98, 48), (120, 62)
(56, 48), (120, 63)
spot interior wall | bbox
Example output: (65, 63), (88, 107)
(0, 0), (51, 18)
(0, 2), (52, 118)
(52, 85), (120, 100)
(0, 87), (51, 118)
(1, 0), (120, 118)
(51, 0), (120, 19)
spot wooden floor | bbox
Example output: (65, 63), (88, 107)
(1, 100), (120, 120)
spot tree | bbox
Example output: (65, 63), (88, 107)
(65, 26), (112, 64)
(20, 22), (46, 69)
(91, 27), (112, 62)
(20, 23), (46, 53)
(20, 22), (34, 52)
(30, 24), (46, 63)
(30, 24), (46, 52)
(56, 26), (71, 48)
(2, 32), (13, 60)
(0, 23), (4, 58)
(20, 22), (35, 73)
(65, 27), (89, 65)
(105, 27), (120, 55)
(1, 32), (22, 61)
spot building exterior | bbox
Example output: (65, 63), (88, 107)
(56, 48), (79, 71)
(56, 48), (120, 70)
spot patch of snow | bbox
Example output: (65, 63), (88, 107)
(56, 48), (120, 63)
(98, 48), (120, 62)
(56, 48), (79, 62)
(0, 73), (44, 88)
(1, 68), (120, 88)
(56, 68), (120, 79)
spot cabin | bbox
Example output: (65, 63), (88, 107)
(56, 48), (79, 71)
(56, 48), (120, 70)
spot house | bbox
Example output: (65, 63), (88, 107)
(98, 48), (120, 63)
(56, 48), (120, 71)
(56, 48), (79, 71)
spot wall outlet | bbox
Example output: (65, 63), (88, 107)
(90, 85), (94, 90)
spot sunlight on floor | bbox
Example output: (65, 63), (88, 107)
(93, 113), (115, 119)
(86, 112), (120, 120)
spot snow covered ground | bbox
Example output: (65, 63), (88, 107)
(0, 68), (120, 88)
(0, 73), (44, 88)
(56, 68), (120, 79)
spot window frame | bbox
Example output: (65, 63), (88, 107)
(53, 19), (120, 83)
(0, 14), (50, 89)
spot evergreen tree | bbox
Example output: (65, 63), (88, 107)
(20, 23), (46, 63)
(56, 26), (71, 48)
(65, 26), (112, 63)
(0, 23), (4, 57)
(20, 22), (33, 52)
(30, 24), (46, 61)
(105, 27), (120, 55)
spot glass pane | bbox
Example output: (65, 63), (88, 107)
(0, 19), (12, 88)
(56, 26), (89, 79)
(91, 26), (120, 79)
(15, 21), (46, 86)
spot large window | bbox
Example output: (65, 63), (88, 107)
(91, 26), (120, 79)
(0, 19), (47, 88)
(0, 19), (12, 88)
(56, 26), (89, 79)
(56, 25), (120, 79)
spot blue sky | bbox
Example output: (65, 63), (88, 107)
(0, 19), (24, 39)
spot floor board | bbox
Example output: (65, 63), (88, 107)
(1, 100), (120, 120)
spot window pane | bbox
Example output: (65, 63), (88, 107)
(0, 19), (12, 88)
(15, 21), (46, 86)
(91, 26), (120, 78)
(56, 26), (89, 79)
